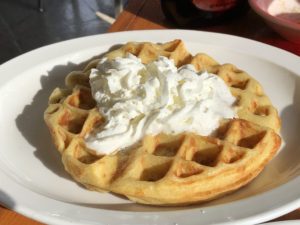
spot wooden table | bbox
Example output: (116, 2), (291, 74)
(1, 0), (300, 224)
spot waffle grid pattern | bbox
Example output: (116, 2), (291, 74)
(44, 40), (281, 205)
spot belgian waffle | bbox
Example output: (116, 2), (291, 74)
(44, 40), (281, 205)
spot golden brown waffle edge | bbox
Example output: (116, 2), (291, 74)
(44, 39), (281, 206)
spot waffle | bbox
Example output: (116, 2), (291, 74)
(44, 40), (281, 205)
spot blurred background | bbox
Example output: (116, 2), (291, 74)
(0, 0), (127, 64)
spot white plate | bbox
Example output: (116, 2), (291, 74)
(0, 30), (300, 225)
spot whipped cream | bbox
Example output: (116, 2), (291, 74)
(85, 54), (236, 155)
(268, 0), (300, 22)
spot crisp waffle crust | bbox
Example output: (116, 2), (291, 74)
(44, 40), (281, 205)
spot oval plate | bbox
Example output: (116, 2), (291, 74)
(0, 30), (300, 225)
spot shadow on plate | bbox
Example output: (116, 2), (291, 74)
(15, 44), (122, 181)
(0, 189), (15, 210)
(273, 69), (300, 179)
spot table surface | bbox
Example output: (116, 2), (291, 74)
(1, 0), (300, 224)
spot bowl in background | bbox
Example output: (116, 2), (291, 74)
(249, 0), (300, 43)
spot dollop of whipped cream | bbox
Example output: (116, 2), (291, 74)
(85, 54), (236, 155)
(268, 0), (300, 22)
